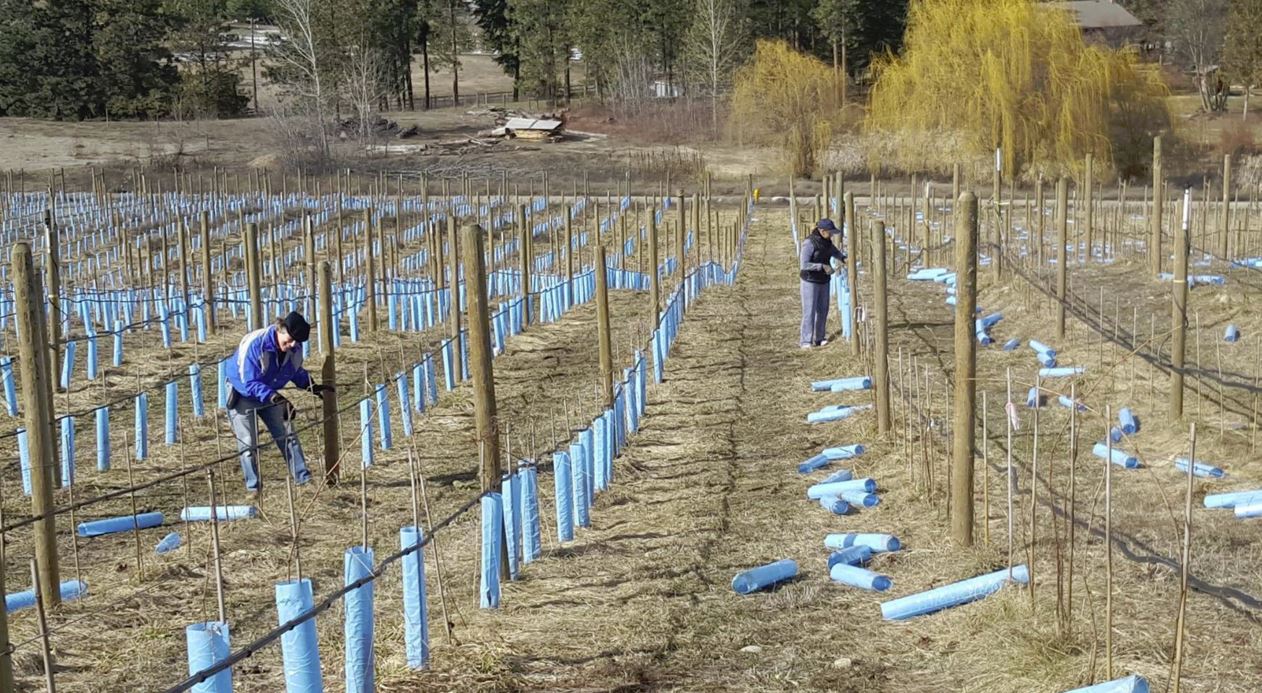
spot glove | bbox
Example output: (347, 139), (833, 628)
(823, 265), (836, 275)
(309, 383), (335, 398)
(271, 393), (296, 421)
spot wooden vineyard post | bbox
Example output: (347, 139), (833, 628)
(951, 193), (979, 547)
(1152, 136), (1164, 277)
(448, 216), (463, 372)
(199, 211), (215, 332)
(595, 245), (614, 406)
(564, 204), (575, 306)
(1083, 153), (1094, 262)
(462, 223), (501, 489)
(1172, 189), (1191, 420)
(365, 211), (379, 332)
(519, 205), (532, 328)
(1056, 178), (1069, 340)
(244, 222), (263, 330)
(318, 261), (340, 484)
(177, 218), (192, 325)
(649, 210), (662, 323)
(0, 543), (11, 691)
(13, 242), (61, 605)
(993, 149), (1004, 281)
(872, 220), (891, 435)
(845, 192), (859, 355)
(43, 198), (63, 393)
(677, 191), (687, 293)
(1221, 154), (1231, 259)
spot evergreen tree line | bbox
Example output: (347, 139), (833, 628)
(0, 0), (276, 120)
(0, 0), (909, 122)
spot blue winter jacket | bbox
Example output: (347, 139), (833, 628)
(226, 325), (312, 403)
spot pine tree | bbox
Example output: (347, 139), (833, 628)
(510, 0), (571, 104)
(474, 0), (521, 98)
(1224, 0), (1262, 118)
(24, 0), (101, 119)
(166, 0), (249, 118)
(95, 0), (181, 119)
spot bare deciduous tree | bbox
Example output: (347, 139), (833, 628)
(1166, 0), (1230, 112)
(343, 42), (388, 147)
(272, 0), (331, 158)
(684, 0), (747, 135)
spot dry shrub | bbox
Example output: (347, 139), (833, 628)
(1218, 120), (1259, 161)
(729, 40), (843, 178)
(865, 0), (1171, 179)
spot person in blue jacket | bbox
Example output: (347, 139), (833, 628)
(800, 218), (847, 348)
(225, 311), (333, 493)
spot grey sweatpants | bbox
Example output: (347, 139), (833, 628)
(800, 280), (830, 346)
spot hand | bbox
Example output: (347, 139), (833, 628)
(309, 383), (335, 398)
(272, 393), (296, 420)
(823, 265), (835, 275)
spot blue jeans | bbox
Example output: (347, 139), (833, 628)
(227, 395), (311, 491)
(800, 280), (830, 345)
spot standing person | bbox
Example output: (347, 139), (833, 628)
(225, 311), (333, 493)
(800, 219), (847, 348)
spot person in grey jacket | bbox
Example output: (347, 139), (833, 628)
(800, 219), (847, 348)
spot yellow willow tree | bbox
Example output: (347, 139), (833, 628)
(730, 40), (843, 177)
(866, 0), (1170, 178)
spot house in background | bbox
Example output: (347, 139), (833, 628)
(1053, 1), (1145, 49)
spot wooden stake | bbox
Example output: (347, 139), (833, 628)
(462, 223), (501, 490)
(951, 192), (978, 547)
(244, 222), (263, 330)
(872, 220), (891, 434)
(595, 245), (614, 407)
(12, 242), (60, 604)
(1171, 189), (1190, 420)
(1171, 423), (1196, 693)
(845, 192), (859, 355)
(1056, 177), (1069, 340)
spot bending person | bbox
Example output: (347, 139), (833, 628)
(799, 218), (847, 349)
(225, 311), (334, 493)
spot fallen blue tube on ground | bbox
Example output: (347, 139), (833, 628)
(1109, 427), (1123, 444)
(1203, 488), (1262, 508)
(980, 313), (1003, 330)
(827, 546), (873, 569)
(1040, 367), (1085, 378)
(1225, 324), (1240, 343)
(1058, 395), (1085, 411)
(1118, 408), (1140, 435)
(1029, 340), (1057, 357)
(806, 405), (872, 424)
(880, 565), (1030, 620)
(77, 511), (164, 537)
(1233, 501), (1262, 518)
(830, 563), (892, 592)
(1037, 352), (1058, 368)
(824, 533), (901, 553)
(819, 468), (854, 484)
(1003, 338), (1021, 351)
(839, 490), (880, 508)
(185, 621), (232, 693)
(811, 376), (872, 392)
(732, 559), (798, 594)
(1063, 674), (1150, 693)
(908, 268), (949, 281)
(807, 478), (877, 499)
(798, 453), (831, 474)
(5, 580), (87, 612)
(819, 496), (850, 515)
(1092, 443), (1138, 469)
(1174, 458), (1225, 479)
(822, 444), (865, 460)
(156, 532), (182, 554)
(180, 506), (258, 522)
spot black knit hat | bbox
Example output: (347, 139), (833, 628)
(282, 311), (311, 343)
